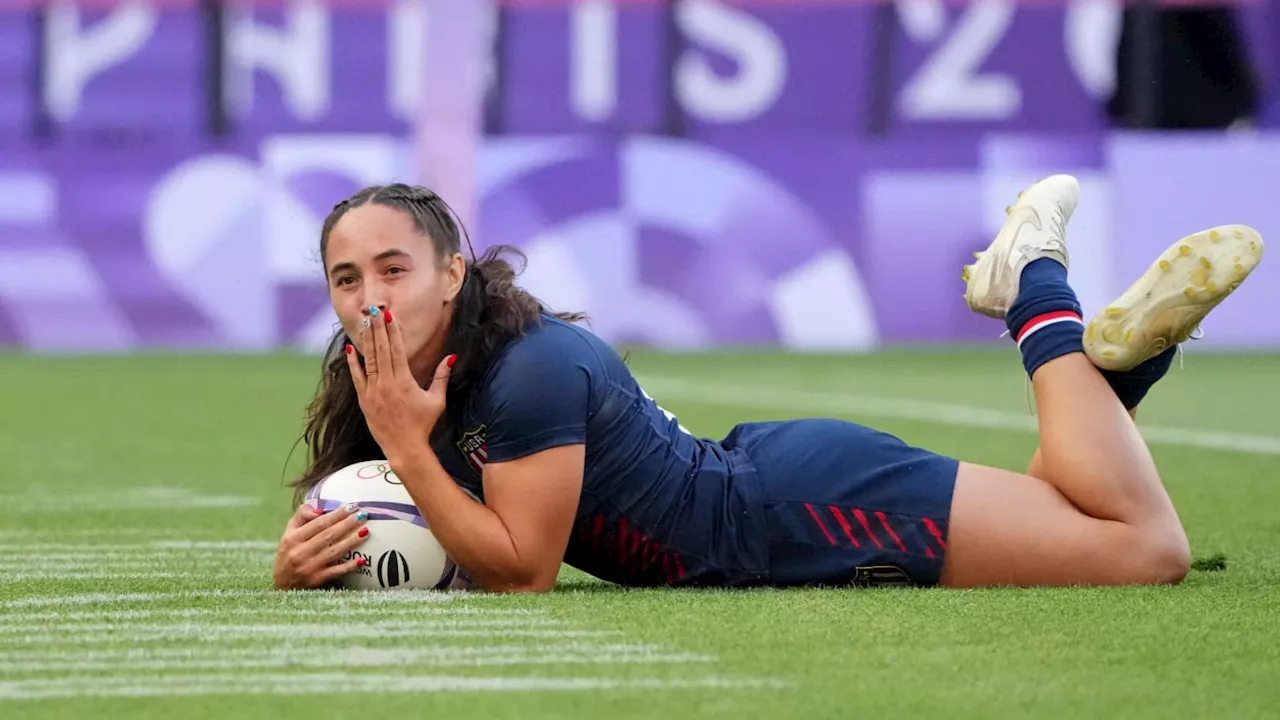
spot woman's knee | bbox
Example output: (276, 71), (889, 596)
(1132, 524), (1191, 585)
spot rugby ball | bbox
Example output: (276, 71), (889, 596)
(305, 459), (471, 591)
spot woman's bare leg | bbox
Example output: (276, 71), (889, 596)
(940, 175), (1263, 587)
(1026, 408), (1139, 480)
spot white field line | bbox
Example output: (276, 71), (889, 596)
(0, 618), (562, 637)
(0, 564), (271, 575)
(150, 541), (279, 550)
(0, 642), (670, 664)
(641, 377), (1280, 456)
(0, 606), (542, 625)
(0, 673), (778, 700)
(0, 542), (276, 553)
(2, 630), (619, 646)
(0, 556), (272, 567)
(0, 554), (272, 565)
(0, 529), (194, 539)
(0, 589), (489, 609)
(0, 568), (249, 579)
(0, 487), (260, 511)
(0, 648), (714, 674)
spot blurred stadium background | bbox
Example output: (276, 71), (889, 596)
(1, 0), (1275, 355)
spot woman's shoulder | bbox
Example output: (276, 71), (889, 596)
(497, 313), (605, 364)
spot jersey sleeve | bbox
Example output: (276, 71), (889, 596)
(477, 326), (596, 464)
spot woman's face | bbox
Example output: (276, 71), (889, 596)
(324, 203), (464, 382)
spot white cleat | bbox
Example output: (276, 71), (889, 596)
(963, 174), (1080, 320)
(1084, 225), (1265, 372)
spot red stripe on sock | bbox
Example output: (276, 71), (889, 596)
(804, 503), (838, 545)
(828, 506), (862, 548)
(1015, 309), (1083, 343)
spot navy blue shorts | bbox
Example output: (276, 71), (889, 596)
(721, 419), (959, 588)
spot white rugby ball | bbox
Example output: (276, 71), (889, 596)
(304, 459), (471, 591)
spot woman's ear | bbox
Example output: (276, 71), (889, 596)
(444, 253), (466, 303)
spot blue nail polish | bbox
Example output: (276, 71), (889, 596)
(369, 306), (380, 317)
(355, 511), (368, 522)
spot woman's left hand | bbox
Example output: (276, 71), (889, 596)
(346, 307), (455, 462)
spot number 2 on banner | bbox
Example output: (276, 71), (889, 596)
(896, 0), (1019, 121)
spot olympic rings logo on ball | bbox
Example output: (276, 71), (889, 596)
(356, 462), (401, 485)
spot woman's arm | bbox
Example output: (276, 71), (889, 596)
(389, 443), (584, 593)
(350, 310), (592, 593)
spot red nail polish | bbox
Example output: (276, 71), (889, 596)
(446, 354), (458, 368)
(345, 344), (353, 355)
(356, 557), (368, 567)
(358, 527), (369, 538)
(384, 310), (393, 324)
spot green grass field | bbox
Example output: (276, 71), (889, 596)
(2, 348), (1279, 718)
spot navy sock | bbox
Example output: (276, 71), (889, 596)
(1006, 258), (1084, 378)
(1099, 347), (1177, 410)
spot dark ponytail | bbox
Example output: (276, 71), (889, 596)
(288, 184), (585, 504)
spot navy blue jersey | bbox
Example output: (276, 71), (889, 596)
(436, 314), (771, 586)
(435, 314), (961, 589)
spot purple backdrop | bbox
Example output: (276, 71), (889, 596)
(0, 3), (1276, 352)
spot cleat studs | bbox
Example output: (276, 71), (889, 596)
(1233, 229), (1244, 239)
(1184, 287), (1195, 297)
(1206, 281), (1217, 292)
(1102, 326), (1120, 343)
(1179, 245), (1192, 256)
(1124, 328), (1134, 343)
(1102, 350), (1116, 359)
(1200, 257), (1212, 269)
(1104, 307), (1123, 318)
(1210, 230), (1221, 242)
(1085, 325), (1095, 341)
(1159, 260), (1170, 272)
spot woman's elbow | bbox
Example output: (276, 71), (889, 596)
(476, 569), (557, 594)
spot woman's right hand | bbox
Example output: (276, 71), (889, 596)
(272, 502), (371, 590)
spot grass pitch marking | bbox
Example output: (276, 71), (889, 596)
(0, 645), (715, 674)
(0, 673), (778, 700)
(1, 486), (259, 512)
(0, 589), (488, 609)
(5, 629), (620, 647)
(0, 618), (566, 637)
(0, 606), (540, 624)
(2, 571), (252, 582)
(642, 377), (1280, 456)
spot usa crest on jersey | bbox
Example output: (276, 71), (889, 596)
(455, 425), (488, 474)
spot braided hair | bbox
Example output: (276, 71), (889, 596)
(288, 183), (586, 504)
